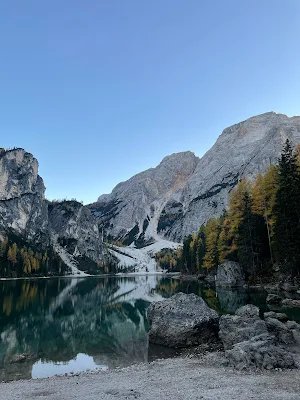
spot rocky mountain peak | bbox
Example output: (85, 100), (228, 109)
(159, 150), (199, 167)
(94, 112), (300, 244)
(0, 148), (44, 201)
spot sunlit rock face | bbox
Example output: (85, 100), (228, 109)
(0, 148), (48, 243)
(95, 112), (300, 243)
(90, 151), (200, 246)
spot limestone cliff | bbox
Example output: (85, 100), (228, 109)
(0, 148), (48, 243)
(95, 112), (300, 244)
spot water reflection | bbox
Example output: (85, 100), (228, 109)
(0, 276), (162, 381)
(0, 275), (298, 381)
(32, 353), (106, 379)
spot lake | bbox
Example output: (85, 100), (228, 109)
(0, 275), (299, 381)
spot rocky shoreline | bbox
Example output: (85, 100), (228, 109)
(148, 293), (300, 371)
(1, 355), (300, 400)
(1, 291), (300, 399)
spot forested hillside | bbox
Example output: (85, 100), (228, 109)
(0, 233), (69, 278)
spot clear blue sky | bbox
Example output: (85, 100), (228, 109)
(1, 0), (299, 204)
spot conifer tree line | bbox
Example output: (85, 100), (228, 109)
(156, 140), (300, 281)
(0, 234), (68, 278)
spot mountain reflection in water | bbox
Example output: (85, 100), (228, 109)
(0, 274), (286, 381)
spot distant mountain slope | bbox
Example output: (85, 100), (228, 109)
(93, 112), (300, 244)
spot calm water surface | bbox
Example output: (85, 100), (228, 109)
(0, 275), (299, 381)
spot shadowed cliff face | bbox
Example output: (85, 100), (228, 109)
(48, 200), (104, 265)
(95, 112), (300, 243)
(0, 148), (48, 244)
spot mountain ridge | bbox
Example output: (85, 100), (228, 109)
(1, 111), (300, 275)
(93, 111), (300, 244)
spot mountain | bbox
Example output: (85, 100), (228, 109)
(1, 111), (300, 276)
(90, 151), (199, 247)
(93, 112), (300, 246)
(0, 148), (106, 276)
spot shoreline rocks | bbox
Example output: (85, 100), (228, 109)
(266, 293), (282, 305)
(282, 299), (300, 308)
(219, 304), (298, 370)
(216, 261), (245, 288)
(147, 293), (220, 348)
(146, 291), (300, 371)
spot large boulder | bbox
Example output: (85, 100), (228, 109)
(216, 261), (245, 288)
(147, 293), (219, 348)
(219, 304), (296, 370)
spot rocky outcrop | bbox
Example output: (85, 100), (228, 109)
(147, 292), (219, 348)
(48, 200), (103, 264)
(216, 261), (245, 287)
(219, 305), (297, 370)
(0, 148), (48, 243)
(95, 112), (300, 245)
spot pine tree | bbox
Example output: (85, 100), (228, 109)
(252, 166), (279, 268)
(236, 189), (256, 277)
(203, 218), (221, 270)
(7, 243), (18, 266)
(273, 139), (300, 274)
(196, 225), (206, 273)
(182, 234), (193, 272)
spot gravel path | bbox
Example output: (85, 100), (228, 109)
(1, 356), (300, 400)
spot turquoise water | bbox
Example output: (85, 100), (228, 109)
(0, 275), (298, 381)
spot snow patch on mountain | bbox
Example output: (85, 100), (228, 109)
(109, 238), (180, 273)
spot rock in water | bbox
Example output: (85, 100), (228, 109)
(281, 299), (300, 308)
(147, 293), (219, 348)
(219, 304), (296, 370)
(216, 261), (245, 287)
(266, 293), (282, 305)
